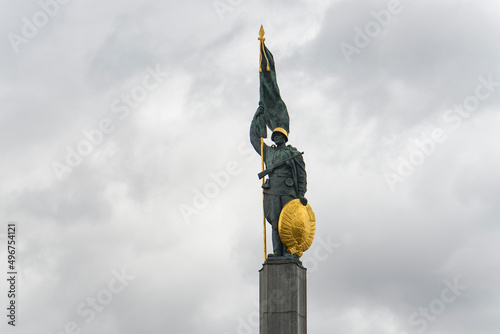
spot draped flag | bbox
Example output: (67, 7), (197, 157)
(258, 26), (290, 137)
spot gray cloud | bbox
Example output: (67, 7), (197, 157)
(0, 0), (499, 333)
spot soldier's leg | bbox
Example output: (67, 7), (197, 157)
(264, 194), (285, 256)
(271, 221), (284, 256)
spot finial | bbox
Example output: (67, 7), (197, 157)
(259, 25), (265, 41)
(258, 25), (270, 73)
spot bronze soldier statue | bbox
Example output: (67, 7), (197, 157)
(250, 106), (307, 257)
(250, 27), (308, 259)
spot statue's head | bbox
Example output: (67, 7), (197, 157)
(271, 127), (288, 145)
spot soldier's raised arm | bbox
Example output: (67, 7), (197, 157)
(250, 102), (268, 157)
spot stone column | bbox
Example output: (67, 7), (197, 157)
(259, 258), (307, 334)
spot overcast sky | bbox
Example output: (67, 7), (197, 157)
(1, 0), (499, 333)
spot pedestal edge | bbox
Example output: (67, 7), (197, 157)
(259, 258), (306, 271)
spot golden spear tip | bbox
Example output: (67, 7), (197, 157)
(258, 25), (269, 72)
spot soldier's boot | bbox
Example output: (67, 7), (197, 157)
(269, 226), (284, 257)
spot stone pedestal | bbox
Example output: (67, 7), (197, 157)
(259, 258), (307, 334)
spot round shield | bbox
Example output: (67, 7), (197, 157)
(278, 199), (316, 257)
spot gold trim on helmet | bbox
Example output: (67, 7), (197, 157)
(271, 127), (288, 142)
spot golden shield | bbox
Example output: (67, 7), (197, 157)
(278, 199), (316, 257)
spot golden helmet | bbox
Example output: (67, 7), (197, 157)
(271, 127), (288, 142)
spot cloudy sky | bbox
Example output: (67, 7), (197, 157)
(1, 0), (500, 333)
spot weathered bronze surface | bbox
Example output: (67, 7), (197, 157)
(250, 26), (315, 260)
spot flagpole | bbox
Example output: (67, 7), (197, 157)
(261, 137), (267, 262)
(259, 26), (268, 262)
